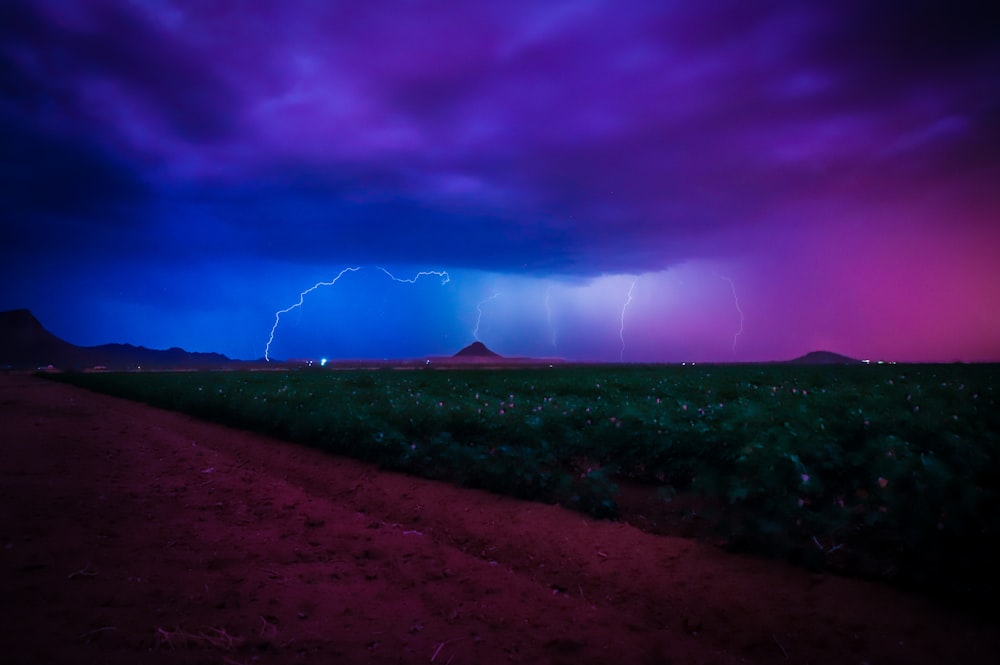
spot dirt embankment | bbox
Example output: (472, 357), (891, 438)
(1, 374), (995, 664)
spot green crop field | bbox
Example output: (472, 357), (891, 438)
(50, 363), (998, 605)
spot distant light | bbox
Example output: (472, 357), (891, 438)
(320, 358), (328, 366)
(862, 359), (871, 364)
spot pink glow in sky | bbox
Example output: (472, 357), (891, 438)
(2, 1), (998, 361)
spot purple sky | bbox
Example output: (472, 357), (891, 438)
(2, 0), (998, 362)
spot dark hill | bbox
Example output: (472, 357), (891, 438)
(0, 309), (79, 368)
(786, 350), (862, 365)
(453, 341), (501, 358)
(0, 309), (230, 370)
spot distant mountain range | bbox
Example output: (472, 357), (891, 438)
(1, 308), (865, 370)
(0, 309), (230, 370)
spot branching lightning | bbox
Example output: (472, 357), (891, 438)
(619, 278), (637, 362)
(265, 267), (361, 362)
(473, 292), (500, 342)
(265, 266), (450, 361)
(545, 285), (557, 352)
(718, 275), (744, 354)
(377, 267), (450, 285)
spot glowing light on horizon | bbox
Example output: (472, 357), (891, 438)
(619, 278), (637, 362)
(473, 292), (500, 342)
(265, 266), (450, 361)
(718, 275), (744, 354)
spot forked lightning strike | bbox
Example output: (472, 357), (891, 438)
(718, 275), (744, 353)
(619, 278), (637, 362)
(265, 266), (450, 361)
(545, 285), (557, 352)
(473, 292), (500, 342)
(377, 267), (450, 285)
(265, 267), (360, 362)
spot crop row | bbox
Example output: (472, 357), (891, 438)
(50, 363), (999, 605)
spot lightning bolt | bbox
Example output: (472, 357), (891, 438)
(265, 267), (361, 362)
(377, 267), (450, 285)
(545, 285), (557, 352)
(718, 275), (744, 354)
(265, 266), (450, 361)
(473, 292), (500, 342)
(619, 278), (637, 362)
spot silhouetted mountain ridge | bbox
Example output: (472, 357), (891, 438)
(0, 309), (230, 369)
(2, 309), (870, 370)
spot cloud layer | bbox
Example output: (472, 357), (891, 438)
(3, 1), (998, 361)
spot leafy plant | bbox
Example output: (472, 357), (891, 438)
(50, 362), (999, 604)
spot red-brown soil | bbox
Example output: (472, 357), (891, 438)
(1, 374), (995, 664)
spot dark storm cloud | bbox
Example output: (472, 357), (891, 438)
(0, 113), (146, 233)
(0, 0), (243, 261)
(177, 175), (578, 273)
(3, 0), (998, 363)
(0, 0), (240, 145)
(823, 1), (1000, 75)
(330, 0), (998, 270)
(0, 40), (149, 253)
(3, 0), (997, 274)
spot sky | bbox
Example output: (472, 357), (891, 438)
(2, 0), (998, 363)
